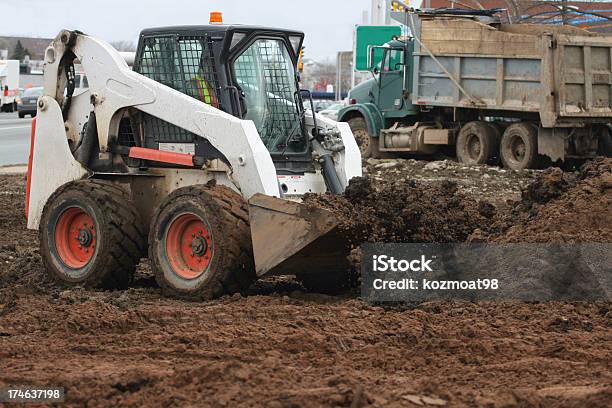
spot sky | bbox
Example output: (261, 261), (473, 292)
(1, 0), (379, 60)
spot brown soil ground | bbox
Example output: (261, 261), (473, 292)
(0, 160), (610, 407)
(474, 157), (612, 243)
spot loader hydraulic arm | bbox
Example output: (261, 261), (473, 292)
(41, 30), (280, 197)
(27, 30), (284, 229)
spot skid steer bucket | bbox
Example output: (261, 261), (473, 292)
(248, 194), (350, 277)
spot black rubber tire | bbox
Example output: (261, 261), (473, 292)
(39, 179), (146, 289)
(500, 123), (539, 170)
(18, 112), (25, 118)
(456, 121), (500, 165)
(598, 126), (612, 157)
(149, 184), (256, 300)
(348, 117), (380, 159)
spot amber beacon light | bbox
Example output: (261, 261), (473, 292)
(209, 11), (223, 24)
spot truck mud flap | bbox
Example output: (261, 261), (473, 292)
(248, 194), (350, 277)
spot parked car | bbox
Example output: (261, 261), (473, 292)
(313, 100), (333, 113)
(17, 87), (43, 118)
(318, 103), (345, 121)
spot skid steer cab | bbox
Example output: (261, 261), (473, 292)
(26, 22), (361, 300)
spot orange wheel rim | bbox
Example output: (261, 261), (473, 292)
(55, 207), (97, 269)
(165, 213), (213, 279)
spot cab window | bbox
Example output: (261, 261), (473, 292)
(383, 49), (404, 72)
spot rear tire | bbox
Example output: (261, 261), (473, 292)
(456, 121), (500, 165)
(500, 123), (539, 170)
(149, 184), (255, 300)
(348, 117), (380, 158)
(39, 180), (146, 289)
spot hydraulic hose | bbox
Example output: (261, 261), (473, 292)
(319, 153), (344, 195)
(75, 112), (97, 167)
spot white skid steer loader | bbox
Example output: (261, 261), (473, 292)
(26, 24), (361, 299)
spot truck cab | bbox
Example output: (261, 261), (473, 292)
(338, 38), (421, 157)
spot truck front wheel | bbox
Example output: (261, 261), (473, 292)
(347, 117), (380, 158)
(500, 123), (539, 170)
(456, 121), (500, 165)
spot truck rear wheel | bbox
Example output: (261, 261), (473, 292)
(348, 117), (379, 158)
(149, 184), (255, 300)
(456, 121), (500, 165)
(39, 180), (146, 289)
(500, 123), (539, 170)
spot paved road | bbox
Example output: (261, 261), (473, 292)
(0, 112), (33, 166)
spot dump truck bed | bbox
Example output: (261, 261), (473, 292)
(409, 15), (612, 127)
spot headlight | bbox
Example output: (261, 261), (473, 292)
(16, 99), (22, 105)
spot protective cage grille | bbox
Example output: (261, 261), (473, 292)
(135, 35), (222, 145)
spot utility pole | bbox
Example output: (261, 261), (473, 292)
(384, 0), (392, 24)
(336, 51), (342, 101)
(371, 0), (384, 24)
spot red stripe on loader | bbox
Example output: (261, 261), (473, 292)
(128, 147), (194, 167)
(25, 118), (37, 220)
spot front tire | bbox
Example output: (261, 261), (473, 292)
(149, 185), (255, 300)
(18, 112), (25, 118)
(500, 122), (539, 170)
(39, 180), (146, 289)
(347, 117), (380, 158)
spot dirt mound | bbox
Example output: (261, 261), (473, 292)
(477, 158), (612, 242)
(304, 176), (496, 245)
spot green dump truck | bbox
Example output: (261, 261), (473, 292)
(338, 8), (612, 169)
